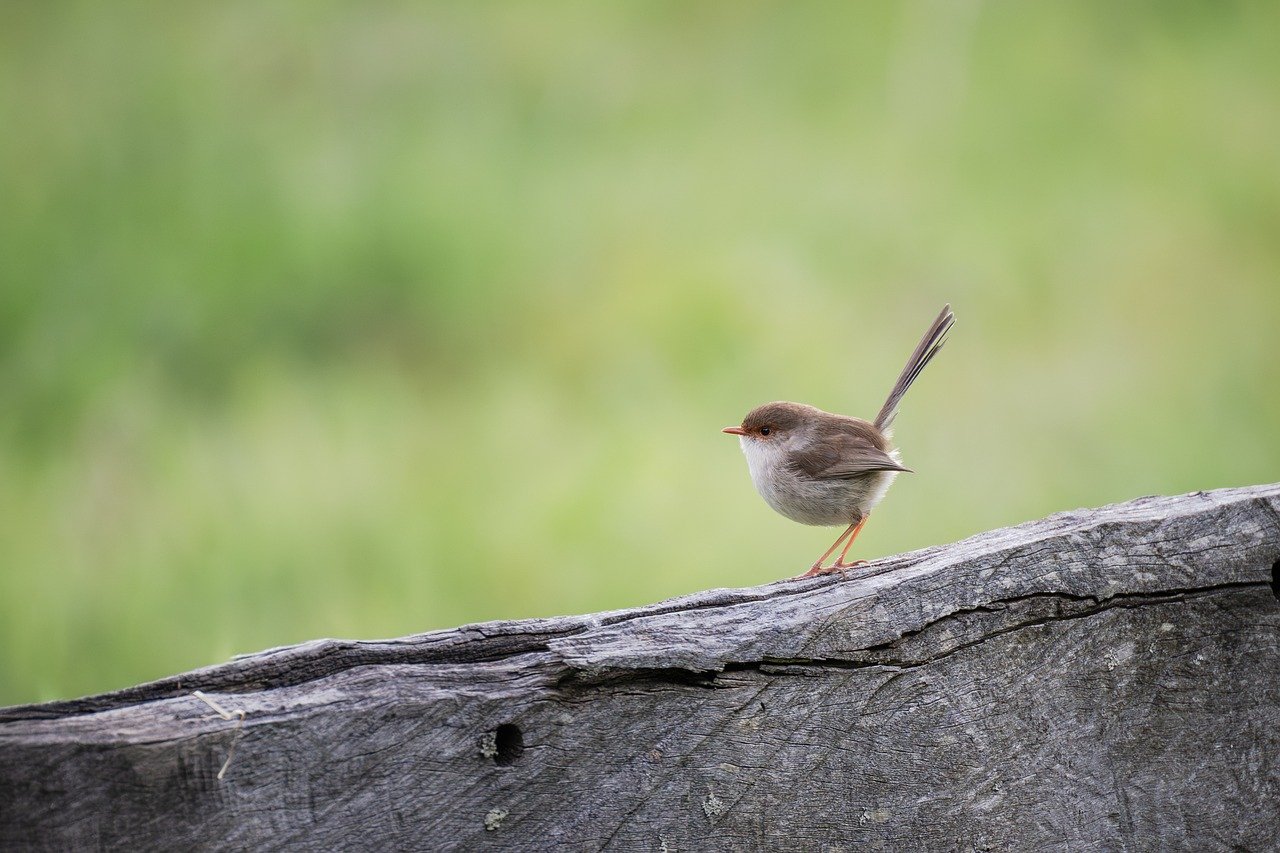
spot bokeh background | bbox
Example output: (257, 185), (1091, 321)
(3, 3), (1279, 706)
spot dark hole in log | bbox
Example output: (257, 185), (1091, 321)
(1271, 559), (1280, 601)
(494, 724), (524, 766)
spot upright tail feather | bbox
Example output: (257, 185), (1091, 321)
(874, 304), (955, 432)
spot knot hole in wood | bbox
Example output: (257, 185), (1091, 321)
(493, 724), (524, 767)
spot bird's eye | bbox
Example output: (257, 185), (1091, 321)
(760, 427), (771, 436)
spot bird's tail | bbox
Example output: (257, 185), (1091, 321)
(874, 304), (955, 433)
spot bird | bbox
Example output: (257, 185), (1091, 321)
(722, 304), (954, 577)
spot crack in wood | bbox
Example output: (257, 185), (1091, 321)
(568, 581), (1274, 686)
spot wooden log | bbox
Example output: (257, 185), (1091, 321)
(2, 484), (1279, 850)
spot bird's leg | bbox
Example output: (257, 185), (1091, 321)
(797, 521), (858, 578)
(831, 515), (870, 570)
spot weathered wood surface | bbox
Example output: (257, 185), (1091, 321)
(2, 485), (1279, 851)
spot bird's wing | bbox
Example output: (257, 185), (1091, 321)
(786, 430), (913, 480)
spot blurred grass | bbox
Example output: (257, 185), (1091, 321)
(2, 2), (1279, 705)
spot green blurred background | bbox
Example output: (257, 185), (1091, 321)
(3, 3), (1278, 706)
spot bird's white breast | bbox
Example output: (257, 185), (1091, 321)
(739, 435), (900, 527)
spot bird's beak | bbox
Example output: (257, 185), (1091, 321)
(722, 426), (747, 436)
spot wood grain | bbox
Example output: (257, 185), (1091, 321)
(3, 485), (1279, 851)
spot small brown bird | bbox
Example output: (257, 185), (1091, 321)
(723, 305), (954, 577)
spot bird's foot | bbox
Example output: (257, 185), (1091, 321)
(797, 559), (868, 578)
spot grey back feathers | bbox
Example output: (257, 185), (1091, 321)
(874, 304), (955, 432)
